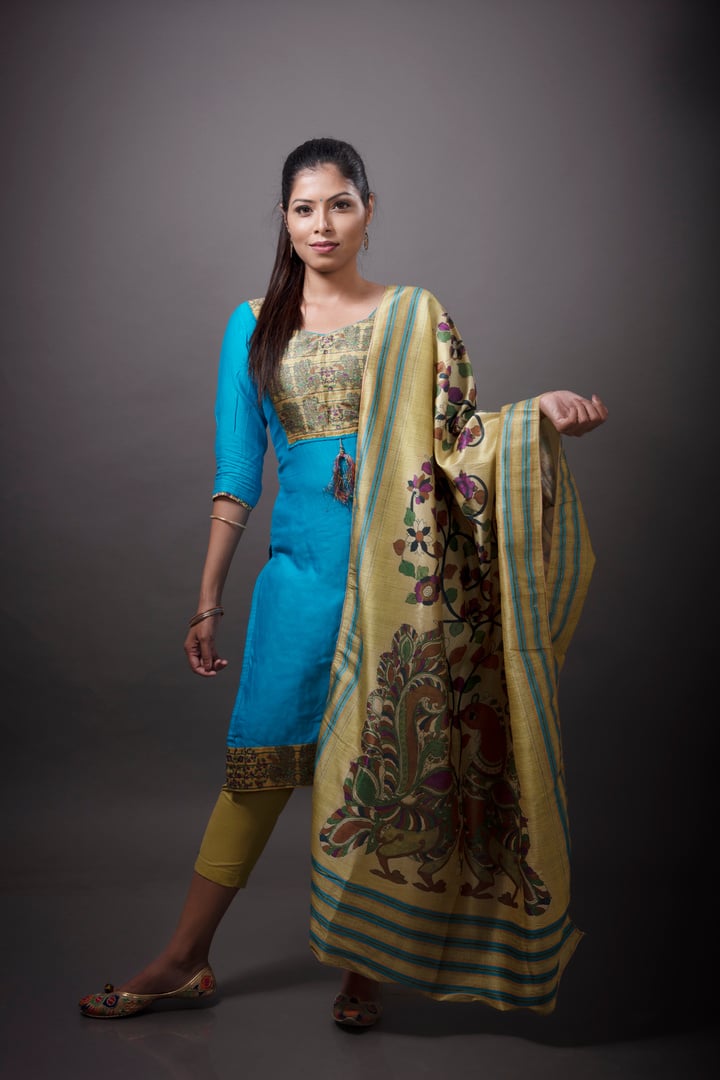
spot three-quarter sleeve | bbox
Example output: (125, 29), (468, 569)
(212, 301), (268, 508)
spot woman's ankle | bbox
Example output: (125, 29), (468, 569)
(161, 946), (210, 972)
(340, 970), (381, 998)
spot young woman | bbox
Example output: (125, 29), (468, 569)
(80, 138), (607, 1026)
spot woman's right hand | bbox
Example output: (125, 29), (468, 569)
(184, 616), (229, 677)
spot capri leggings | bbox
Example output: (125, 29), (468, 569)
(194, 787), (293, 889)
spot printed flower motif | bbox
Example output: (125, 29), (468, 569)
(450, 335), (466, 361)
(437, 315), (466, 360)
(414, 575), (441, 605)
(458, 424), (483, 450)
(407, 468), (433, 503)
(200, 974), (214, 991)
(318, 366), (339, 387)
(437, 361), (451, 392)
(459, 596), (482, 621)
(459, 563), (481, 589)
(407, 525), (431, 553)
(454, 471), (477, 500)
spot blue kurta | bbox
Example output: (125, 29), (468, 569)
(212, 299), (375, 790)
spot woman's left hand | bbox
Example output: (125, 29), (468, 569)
(538, 391), (608, 436)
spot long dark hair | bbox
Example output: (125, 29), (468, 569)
(248, 138), (372, 398)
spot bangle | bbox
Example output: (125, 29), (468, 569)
(210, 514), (247, 530)
(189, 606), (224, 627)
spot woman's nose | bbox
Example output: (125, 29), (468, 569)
(315, 208), (330, 232)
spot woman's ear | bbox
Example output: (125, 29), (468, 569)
(366, 192), (375, 226)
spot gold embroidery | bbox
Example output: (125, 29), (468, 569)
(212, 492), (253, 510)
(272, 318), (373, 445)
(225, 743), (316, 790)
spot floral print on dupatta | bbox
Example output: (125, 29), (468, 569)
(319, 314), (551, 917)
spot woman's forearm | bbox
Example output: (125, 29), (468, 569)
(195, 497), (251, 610)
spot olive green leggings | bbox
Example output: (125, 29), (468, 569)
(194, 787), (293, 889)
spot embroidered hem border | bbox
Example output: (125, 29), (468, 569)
(212, 492), (254, 510)
(225, 743), (316, 790)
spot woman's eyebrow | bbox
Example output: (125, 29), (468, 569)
(290, 191), (354, 205)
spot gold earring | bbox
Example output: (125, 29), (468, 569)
(363, 230), (369, 251)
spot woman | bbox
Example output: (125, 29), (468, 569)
(80, 138), (607, 1026)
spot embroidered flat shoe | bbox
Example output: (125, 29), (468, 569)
(78, 966), (216, 1019)
(332, 991), (382, 1029)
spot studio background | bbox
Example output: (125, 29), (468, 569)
(2, 0), (718, 1076)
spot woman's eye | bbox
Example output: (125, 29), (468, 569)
(333, 201), (351, 210)
(294, 205), (312, 215)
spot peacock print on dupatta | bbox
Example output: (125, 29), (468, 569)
(319, 429), (552, 915)
(311, 286), (595, 1012)
(319, 624), (460, 892)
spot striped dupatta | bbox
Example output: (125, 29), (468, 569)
(310, 286), (594, 1012)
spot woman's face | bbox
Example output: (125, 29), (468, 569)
(284, 163), (373, 273)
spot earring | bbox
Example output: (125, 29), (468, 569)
(363, 230), (369, 251)
(289, 238), (294, 258)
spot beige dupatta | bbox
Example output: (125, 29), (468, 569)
(310, 286), (594, 1012)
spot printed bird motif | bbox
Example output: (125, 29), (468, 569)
(458, 700), (551, 915)
(320, 626), (460, 892)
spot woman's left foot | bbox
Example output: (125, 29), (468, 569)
(332, 972), (382, 1029)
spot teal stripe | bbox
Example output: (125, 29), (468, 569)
(520, 403), (566, 772)
(310, 902), (560, 985)
(315, 289), (402, 757)
(518, 402), (560, 716)
(500, 404), (552, 743)
(356, 288), (421, 560)
(520, 401), (545, 662)
(555, 466), (582, 641)
(309, 932), (560, 1007)
(500, 404), (570, 852)
(317, 287), (422, 759)
(356, 288), (404, 477)
(312, 857), (569, 940)
(311, 879), (566, 963)
(548, 456), (569, 630)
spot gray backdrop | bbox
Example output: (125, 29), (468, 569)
(2, 0), (718, 1052)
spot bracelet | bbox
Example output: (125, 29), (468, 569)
(188, 606), (224, 627)
(210, 514), (247, 530)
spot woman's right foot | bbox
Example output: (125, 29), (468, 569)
(117, 956), (208, 996)
(79, 957), (216, 1019)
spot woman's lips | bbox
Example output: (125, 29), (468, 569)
(310, 243), (338, 252)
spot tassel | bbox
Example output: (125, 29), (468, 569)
(330, 437), (356, 504)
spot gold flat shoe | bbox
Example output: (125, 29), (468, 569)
(332, 991), (382, 1029)
(79, 966), (216, 1019)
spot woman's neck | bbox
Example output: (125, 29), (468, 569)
(299, 265), (385, 333)
(301, 264), (373, 305)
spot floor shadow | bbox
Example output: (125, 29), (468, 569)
(218, 954), (335, 998)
